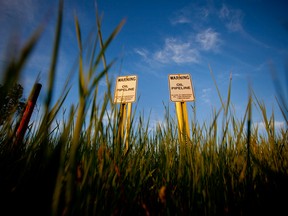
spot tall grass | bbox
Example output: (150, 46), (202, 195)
(0, 1), (287, 215)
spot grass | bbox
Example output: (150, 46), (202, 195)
(0, 1), (287, 215)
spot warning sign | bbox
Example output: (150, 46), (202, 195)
(168, 74), (195, 102)
(114, 75), (137, 103)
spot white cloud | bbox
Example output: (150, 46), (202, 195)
(253, 121), (286, 133)
(153, 38), (200, 64)
(230, 72), (242, 79)
(219, 4), (244, 32)
(171, 15), (191, 25)
(201, 88), (212, 104)
(170, 7), (192, 25)
(219, 4), (230, 19)
(170, 4), (212, 26)
(196, 28), (221, 51)
(199, 8), (210, 20)
(134, 48), (149, 60)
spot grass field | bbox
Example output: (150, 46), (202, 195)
(0, 1), (287, 215)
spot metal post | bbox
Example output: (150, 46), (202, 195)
(15, 83), (42, 146)
(125, 102), (132, 152)
(182, 102), (190, 140)
(175, 101), (190, 143)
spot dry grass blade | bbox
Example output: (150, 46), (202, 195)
(1, 23), (44, 100)
(1, 1), (288, 215)
(44, 0), (64, 111)
(95, 8), (126, 103)
(209, 64), (225, 110)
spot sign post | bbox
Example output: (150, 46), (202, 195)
(114, 75), (137, 152)
(168, 74), (195, 143)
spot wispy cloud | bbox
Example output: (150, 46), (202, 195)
(218, 4), (270, 49)
(136, 3), (223, 65)
(171, 3), (245, 34)
(170, 4), (211, 26)
(153, 38), (200, 64)
(170, 14), (191, 25)
(134, 29), (222, 65)
(134, 48), (149, 60)
(253, 121), (286, 133)
(200, 88), (212, 104)
(230, 72), (242, 79)
(134, 2), (273, 70)
(170, 7), (192, 25)
(219, 4), (244, 33)
(198, 7), (210, 20)
(196, 28), (221, 51)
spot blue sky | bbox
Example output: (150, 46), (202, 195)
(0, 0), (287, 131)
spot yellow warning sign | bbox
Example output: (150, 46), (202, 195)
(168, 74), (195, 102)
(114, 75), (137, 103)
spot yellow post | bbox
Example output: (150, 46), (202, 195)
(118, 103), (126, 147)
(175, 101), (190, 143)
(125, 102), (132, 152)
(182, 102), (190, 140)
(118, 102), (132, 153)
(176, 102), (184, 142)
(121, 103), (127, 141)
